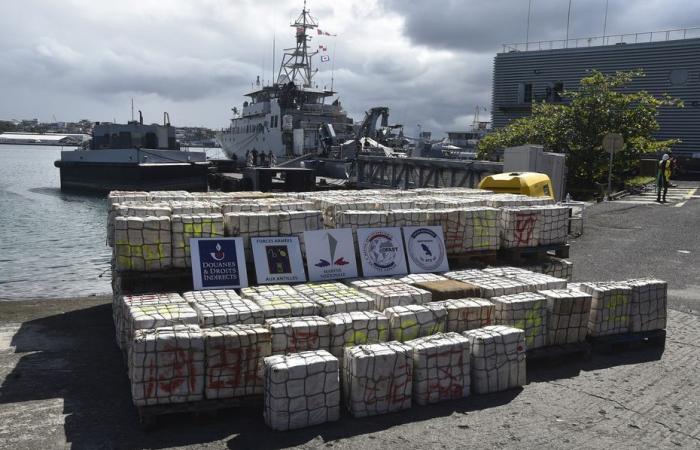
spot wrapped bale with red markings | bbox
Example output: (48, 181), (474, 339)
(358, 283), (432, 311)
(263, 350), (340, 431)
(129, 325), (205, 406)
(202, 324), (271, 399)
(113, 292), (186, 349)
(406, 332), (471, 405)
(499, 207), (543, 248)
(327, 311), (390, 360)
(343, 342), (413, 417)
(431, 298), (494, 333)
(265, 316), (331, 355)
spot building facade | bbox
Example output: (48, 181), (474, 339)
(492, 35), (700, 171)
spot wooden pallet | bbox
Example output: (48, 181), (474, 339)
(526, 341), (592, 363)
(136, 395), (263, 430)
(498, 243), (570, 264)
(447, 249), (498, 269)
(587, 329), (666, 354)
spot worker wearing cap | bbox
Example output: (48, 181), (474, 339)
(657, 153), (672, 203)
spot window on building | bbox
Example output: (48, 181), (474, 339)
(547, 81), (564, 102)
(519, 82), (533, 103)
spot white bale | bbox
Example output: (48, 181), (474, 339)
(343, 342), (413, 417)
(108, 191), (149, 207)
(326, 311), (390, 359)
(539, 289), (592, 345)
(406, 332), (470, 405)
(241, 284), (320, 319)
(265, 316), (331, 355)
(483, 266), (533, 277)
(398, 273), (448, 285)
(114, 292), (186, 349)
(623, 278), (667, 332)
(149, 191), (192, 202)
(505, 272), (568, 290)
(202, 324), (271, 399)
(499, 207), (544, 248)
(526, 256), (573, 281)
(184, 290), (264, 327)
(107, 203), (172, 247)
(168, 200), (221, 215)
(124, 302), (199, 346)
(114, 216), (172, 271)
(580, 282), (632, 336)
(443, 269), (491, 282)
(463, 325), (526, 394)
(491, 292), (548, 349)
(263, 350), (340, 431)
(359, 283), (432, 311)
(384, 304), (447, 342)
(431, 298), (495, 333)
(485, 194), (553, 208)
(293, 282), (374, 316)
(129, 325), (205, 406)
(467, 276), (539, 298)
(171, 213), (225, 268)
(344, 277), (402, 290)
(534, 205), (569, 245)
(334, 210), (389, 230)
(430, 207), (499, 253)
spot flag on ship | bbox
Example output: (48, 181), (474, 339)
(320, 55), (330, 62)
(317, 29), (336, 36)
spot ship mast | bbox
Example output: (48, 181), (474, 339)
(276, 1), (318, 88)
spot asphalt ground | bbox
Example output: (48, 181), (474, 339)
(1, 182), (699, 449)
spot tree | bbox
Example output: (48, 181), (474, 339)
(478, 70), (682, 192)
(0, 121), (16, 133)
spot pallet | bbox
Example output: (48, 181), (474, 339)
(587, 329), (666, 354)
(136, 395), (263, 430)
(447, 249), (498, 269)
(526, 341), (592, 363)
(498, 243), (570, 264)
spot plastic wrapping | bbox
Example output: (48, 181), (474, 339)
(241, 284), (320, 319)
(623, 278), (667, 332)
(431, 298), (495, 333)
(202, 324), (271, 398)
(263, 350), (340, 431)
(406, 332), (470, 405)
(114, 216), (172, 271)
(580, 282), (632, 336)
(184, 290), (265, 327)
(384, 304), (447, 342)
(265, 316), (331, 355)
(358, 283), (432, 311)
(171, 213), (225, 268)
(464, 325), (526, 394)
(293, 282), (374, 316)
(343, 342), (413, 417)
(114, 292), (186, 349)
(539, 289), (592, 345)
(491, 292), (548, 349)
(326, 311), (390, 359)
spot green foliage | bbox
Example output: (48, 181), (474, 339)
(0, 121), (17, 133)
(478, 70), (682, 190)
(624, 175), (655, 189)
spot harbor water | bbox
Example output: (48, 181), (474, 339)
(0, 145), (112, 299)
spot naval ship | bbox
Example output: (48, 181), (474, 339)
(217, 4), (353, 162)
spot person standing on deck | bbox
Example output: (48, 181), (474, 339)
(657, 153), (672, 203)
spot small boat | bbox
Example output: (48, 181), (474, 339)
(54, 112), (209, 192)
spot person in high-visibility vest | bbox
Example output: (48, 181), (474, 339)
(657, 153), (672, 203)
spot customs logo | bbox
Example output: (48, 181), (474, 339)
(407, 228), (445, 271)
(362, 231), (400, 270)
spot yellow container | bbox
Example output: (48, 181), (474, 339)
(478, 172), (554, 198)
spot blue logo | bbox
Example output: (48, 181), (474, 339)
(198, 239), (241, 288)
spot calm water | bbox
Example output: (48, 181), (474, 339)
(0, 145), (111, 299)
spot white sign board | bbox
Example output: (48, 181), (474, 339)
(403, 226), (450, 273)
(304, 229), (358, 281)
(356, 227), (408, 277)
(251, 236), (306, 284)
(190, 237), (248, 290)
(602, 133), (624, 154)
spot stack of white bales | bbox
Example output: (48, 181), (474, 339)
(357, 283), (432, 311)
(183, 290), (264, 327)
(114, 215), (173, 271)
(223, 210), (322, 255)
(293, 282), (374, 316)
(171, 213), (225, 268)
(241, 285), (320, 319)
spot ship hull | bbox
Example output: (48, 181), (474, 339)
(54, 161), (209, 192)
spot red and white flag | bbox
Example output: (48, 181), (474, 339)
(318, 44), (327, 51)
(317, 29), (336, 36)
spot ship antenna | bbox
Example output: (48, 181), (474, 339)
(272, 32), (276, 85)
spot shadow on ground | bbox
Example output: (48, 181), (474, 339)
(0, 305), (665, 450)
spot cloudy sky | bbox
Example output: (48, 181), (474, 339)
(1, 0), (698, 136)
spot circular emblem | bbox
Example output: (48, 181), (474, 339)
(407, 228), (445, 271)
(362, 231), (399, 270)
